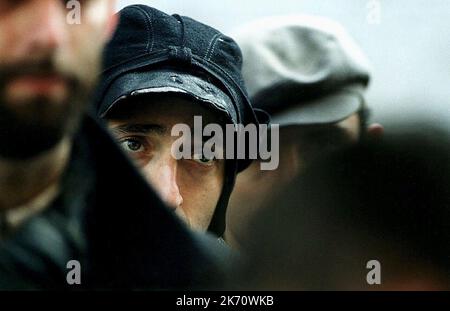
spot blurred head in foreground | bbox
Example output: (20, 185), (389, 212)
(225, 15), (383, 248)
(239, 123), (450, 290)
(0, 0), (117, 162)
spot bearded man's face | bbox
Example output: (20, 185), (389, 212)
(0, 0), (115, 159)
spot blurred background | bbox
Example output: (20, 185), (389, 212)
(116, 0), (450, 130)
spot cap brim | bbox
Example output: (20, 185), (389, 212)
(271, 92), (363, 126)
(99, 69), (238, 124)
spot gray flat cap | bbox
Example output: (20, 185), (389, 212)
(233, 15), (372, 126)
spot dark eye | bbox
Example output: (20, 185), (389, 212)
(192, 154), (215, 166)
(120, 139), (144, 153)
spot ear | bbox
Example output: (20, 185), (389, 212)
(367, 123), (384, 139)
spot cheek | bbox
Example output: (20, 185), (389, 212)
(179, 167), (224, 210)
(232, 169), (282, 216)
(0, 22), (10, 60)
(185, 171), (223, 201)
(175, 173), (223, 231)
(0, 14), (26, 62)
(232, 177), (255, 202)
(59, 30), (101, 88)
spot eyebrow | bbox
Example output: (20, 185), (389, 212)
(111, 124), (167, 135)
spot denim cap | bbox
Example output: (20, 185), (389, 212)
(100, 69), (238, 124)
(233, 15), (371, 126)
(96, 5), (256, 128)
(95, 5), (260, 236)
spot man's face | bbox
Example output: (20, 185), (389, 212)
(0, 0), (115, 159)
(225, 113), (361, 248)
(108, 96), (226, 232)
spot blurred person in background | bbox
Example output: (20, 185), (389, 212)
(95, 5), (261, 237)
(0, 0), (225, 289)
(225, 15), (384, 249)
(238, 123), (450, 290)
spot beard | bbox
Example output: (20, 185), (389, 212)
(0, 57), (94, 160)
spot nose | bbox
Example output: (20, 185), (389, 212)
(145, 158), (184, 210)
(26, 0), (66, 56)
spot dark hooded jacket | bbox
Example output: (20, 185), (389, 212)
(0, 115), (228, 289)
